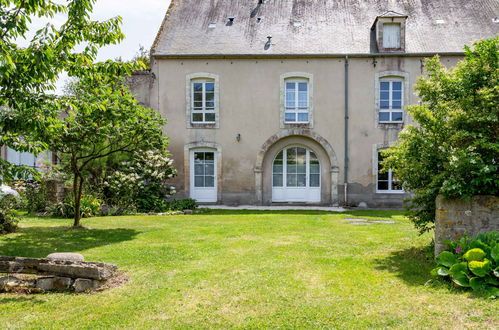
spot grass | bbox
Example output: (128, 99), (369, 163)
(0, 210), (497, 329)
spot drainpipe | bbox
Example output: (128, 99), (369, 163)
(344, 56), (349, 206)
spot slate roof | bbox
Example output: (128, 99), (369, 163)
(152, 0), (499, 56)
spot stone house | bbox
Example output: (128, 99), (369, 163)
(3, 0), (498, 207)
(126, 0), (498, 207)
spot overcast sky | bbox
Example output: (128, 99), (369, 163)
(89, 0), (171, 62)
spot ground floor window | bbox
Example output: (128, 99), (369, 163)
(377, 151), (403, 193)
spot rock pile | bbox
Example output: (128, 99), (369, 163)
(0, 254), (118, 293)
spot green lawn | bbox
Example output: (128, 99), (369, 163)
(0, 210), (497, 328)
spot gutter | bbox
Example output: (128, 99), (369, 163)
(151, 52), (464, 59)
(344, 56), (349, 207)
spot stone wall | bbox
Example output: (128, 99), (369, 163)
(0, 254), (118, 293)
(435, 195), (499, 255)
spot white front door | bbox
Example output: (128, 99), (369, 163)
(190, 150), (217, 203)
(272, 147), (321, 203)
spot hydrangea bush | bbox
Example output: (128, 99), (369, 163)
(104, 150), (177, 213)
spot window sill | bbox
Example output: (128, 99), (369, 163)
(189, 122), (217, 129)
(283, 122), (311, 129)
(376, 190), (405, 194)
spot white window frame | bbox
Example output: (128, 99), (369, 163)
(376, 150), (404, 194)
(379, 77), (404, 123)
(191, 79), (215, 124)
(284, 79), (310, 124)
(185, 73), (220, 128)
(272, 146), (321, 189)
(375, 71), (410, 126)
(280, 72), (314, 128)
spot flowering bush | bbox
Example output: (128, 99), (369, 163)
(104, 150), (176, 212)
(432, 231), (499, 298)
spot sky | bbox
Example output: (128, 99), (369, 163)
(88, 0), (171, 62)
(23, 0), (172, 92)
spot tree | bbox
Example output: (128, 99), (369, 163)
(0, 0), (124, 182)
(46, 61), (168, 227)
(383, 37), (499, 234)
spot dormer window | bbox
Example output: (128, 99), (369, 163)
(382, 23), (401, 49)
(372, 11), (407, 52)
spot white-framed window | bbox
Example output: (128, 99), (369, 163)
(376, 151), (403, 193)
(191, 79), (215, 123)
(272, 147), (320, 188)
(383, 23), (401, 49)
(379, 78), (404, 123)
(284, 79), (309, 123)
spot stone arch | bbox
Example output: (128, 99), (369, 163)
(254, 129), (339, 205)
(184, 141), (222, 203)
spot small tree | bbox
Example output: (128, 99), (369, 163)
(47, 61), (168, 227)
(384, 37), (499, 233)
(0, 0), (124, 181)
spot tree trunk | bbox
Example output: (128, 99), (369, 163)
(72, 172), (81, 227)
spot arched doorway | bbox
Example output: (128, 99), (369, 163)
(272, 146), (321, 202)
(255, 129), (340, 205)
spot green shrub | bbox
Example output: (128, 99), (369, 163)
(22, 181), (48, 213)
(167, 198), (198, 211)
(49, 194), (102, 219)
(0, 195), (19, 234)
(432, 231), (499, 298)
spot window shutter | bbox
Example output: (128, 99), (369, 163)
(383, 24), (400, 48)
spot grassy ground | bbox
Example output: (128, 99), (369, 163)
(0, 210), (497, 329)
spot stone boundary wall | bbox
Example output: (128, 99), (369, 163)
(435, 195), (499, 255)
(0, 255), (118, 293)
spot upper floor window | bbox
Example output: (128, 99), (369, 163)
(191, 79), (215, 123)
(186, 73), (219, 128)
(285, 79), (309, 123)
(377, 151), (403, 193)
(379, 78), (404, 123)
(383, 23), (401, 49)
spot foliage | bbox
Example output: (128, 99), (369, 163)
(16, 181), (48, 214)
(42, 61), (169, 227)
(0, 194), (18, 234)
(167, 198), (198, 211)
(432, 231), (499, 298)
(131, 45), (150, 70)
(104, 149), (176, 213)
(48, 194), (102, 219)
(0, 0), (125, 182)
(383, 37), (499, 233)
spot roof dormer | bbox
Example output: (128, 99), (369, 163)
(371, 11), (408, 52)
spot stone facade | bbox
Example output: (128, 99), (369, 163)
(435, 195), (499, 255)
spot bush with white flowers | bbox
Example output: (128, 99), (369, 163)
(105, 150), (176, 212)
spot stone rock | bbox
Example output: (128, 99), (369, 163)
(357, 202), (368, 208)
(46, 253), (84, 262)
(0, 275), (21, 288)
(53, 277), (73, 290)
(343, 218), (368, 222)
(73, 278), (99, 293)
(36, 277), (55, 291)
(371, 220), (396, 224)
(351, 222), (373, 226)
(183, 209), (193, 215)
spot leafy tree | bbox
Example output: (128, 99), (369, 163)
(383, 37), (499, 234)
(0, 0), (124, 182)
(46, 61), (168, 227)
